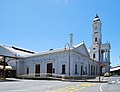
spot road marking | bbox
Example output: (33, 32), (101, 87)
(100, 83), (106, 92)
(46, 83), (94, 92)
(111, 81), (115, 83)
(117, 81), (120, 83)
(117, 79), (120, 83)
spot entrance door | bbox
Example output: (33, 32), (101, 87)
(35, 64), (40, 77)
(47, 63), (52, 74)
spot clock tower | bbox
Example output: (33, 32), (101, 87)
(92, 14), (102, 46)
(90, 14), (102, 61)
(90, 14), (111, 75)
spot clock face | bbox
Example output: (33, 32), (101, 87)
(95, 25), (98, 30)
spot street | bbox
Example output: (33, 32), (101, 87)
(0, 76), (120, 92)
(100, 76), (120, 92)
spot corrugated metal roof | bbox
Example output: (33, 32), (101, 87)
(24, 42), (84, 58)
(1, 45), (36, 58)
(24, 48), (67, 58)
(0, 42), (85, 58)
(110, 66), (120, 72)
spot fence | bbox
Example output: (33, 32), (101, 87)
(17, 73), (96, 81)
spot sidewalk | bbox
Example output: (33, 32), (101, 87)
(61, 76), (108, 83)
(0, 78), (20, 82)
(0, 77), (108, 83)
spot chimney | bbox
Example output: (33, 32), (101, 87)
(70, 33), (73, 48)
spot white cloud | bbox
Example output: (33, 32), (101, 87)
(49, 0), (69, 6)
(66, 0), (68, 6)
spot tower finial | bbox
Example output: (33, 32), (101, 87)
(95, 14), (99, 18)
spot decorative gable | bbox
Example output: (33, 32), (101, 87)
(74, 42), (90, 57)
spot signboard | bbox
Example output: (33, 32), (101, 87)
(102, 64), (106, 68)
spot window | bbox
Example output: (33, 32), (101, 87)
(96, 66), (98, 75)
(81, 66), (83, 76)
(75, 64), (78, 74)
(91, 65), (93, 75)
(89, 64), (90, 75)
(93, 54), (95, 58)
(93, 48), (95, 50)
(94, 32), (98, 34)
(95, 38), (97, 42)
(85, 67), (87, 75)
(27, 67), (29, 74)
(93, 66), (95, 75)
(62, 64), (65, 74)
(53, 68), (55, 73)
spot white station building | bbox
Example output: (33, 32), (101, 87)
(0, 15), (111, 78)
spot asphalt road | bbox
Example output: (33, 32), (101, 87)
(0, 76), (120, 92)
(100, 76), (120, 92)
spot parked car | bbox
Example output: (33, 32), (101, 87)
(104, 72), (110, 77)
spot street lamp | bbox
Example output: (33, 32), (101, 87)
(64, 43), (70, 79)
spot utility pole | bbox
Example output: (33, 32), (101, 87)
(3, 56), (6, 80)
(97, 39), (101, 82)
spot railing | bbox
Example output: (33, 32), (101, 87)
(17, 73), (65, 80)
(17, 73), (97, 81)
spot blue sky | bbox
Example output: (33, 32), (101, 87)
(0, 0), (120, 66)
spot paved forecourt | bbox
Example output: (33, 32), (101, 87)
(1, 77), (120, 92)
(0, 78), (101, 92)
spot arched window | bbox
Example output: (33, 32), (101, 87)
(27, 67), (29, 74)
(81, 66), (83, 76)
(95, 38), (97, 42)
(93, 54), (96, 58)
(85, 67), (87, 75)
(75, 64), (78, 74)
(62, 64), (65, 74)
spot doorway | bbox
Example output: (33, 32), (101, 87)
(47, 63), (53, 74)
(35, 64), (40, 77)
(47, 63), (53, 77)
